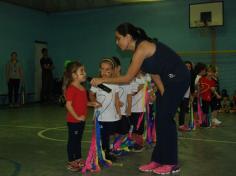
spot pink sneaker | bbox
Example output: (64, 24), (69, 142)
(153, 164), (180, 175)
(67, 161), (81, 172)
(139, 161), (161, 172)
(75, 158), (85, 167)
(178, 125), (190, 132)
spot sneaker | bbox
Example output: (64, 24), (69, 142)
(212, 118), (222, 126)
(75, 158), (85, 167)
(139, 162), (161, 172)
(153, 164), (180, 175)
(215, 118), (222, 124)
(178, 125), (191, 132)
(67, 162), (81, 172)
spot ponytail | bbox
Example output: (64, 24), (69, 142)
(116, 22), (153, 42)
(135, 27), (150, 41)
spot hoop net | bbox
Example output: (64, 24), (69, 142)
(194, 20), (210, 37)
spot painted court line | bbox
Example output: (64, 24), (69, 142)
(0, 157), (21, 176)
(1, 124), (236, 144)
(179, 137), (236, 144)
(0, 124), (93, 129)
(37, 127), (91, 143)
(0, 125), (91, 143)
(0, 125), (46, 129)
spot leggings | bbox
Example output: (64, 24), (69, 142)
(99, 121), (116, 154)
(67, 122), (85, 161)
(151, 81), (189, 165)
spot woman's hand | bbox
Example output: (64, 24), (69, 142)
(90, 78), (104, 86)
(151, 74), (165, 96)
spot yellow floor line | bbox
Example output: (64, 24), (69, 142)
(1, 124), (236, 144)
(0, 125), (46, 129)
(37, 127), (91, 143)
(179, 137), (236, 144)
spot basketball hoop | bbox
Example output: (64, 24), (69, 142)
(194, 20), (209, 37)
(194, 20), (204, 27)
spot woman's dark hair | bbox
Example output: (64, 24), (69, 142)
(62, 61), (83, 91)
(116, 22), (152, 42)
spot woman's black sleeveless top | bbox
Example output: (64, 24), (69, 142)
(139, 40), (190, 86)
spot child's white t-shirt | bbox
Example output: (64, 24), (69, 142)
(131, 77), (147, 113)
(184, 86), (190, 98)
(194, 75), (202, 95)
(119, 84), (132, 116)
(90, 84), (120, 122)
(144, 74), (152, 82)
(195, 75), (201, 86)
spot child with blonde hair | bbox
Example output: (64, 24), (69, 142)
(199, 65), (221, 127)
(89, 58), (121, 161)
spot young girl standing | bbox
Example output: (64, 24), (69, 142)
(192, 62), (207, 126)
(89, 58), (121, 161)
(64, 61), (97, 171)
(199, 65), (221, 127)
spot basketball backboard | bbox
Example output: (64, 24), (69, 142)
(189, 1), (224, 28)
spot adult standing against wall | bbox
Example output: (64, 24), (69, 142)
(91, 23), (190, 175)
(6, 51), (23, 107)
(40, 48), (54, 103)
